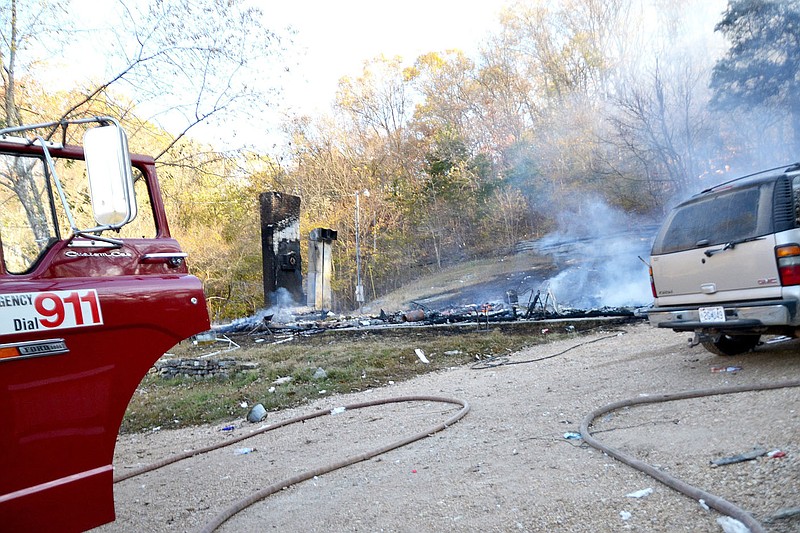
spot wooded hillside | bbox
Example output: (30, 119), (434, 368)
(2, 0), (798, 318)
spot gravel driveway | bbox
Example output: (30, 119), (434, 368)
(97, 322), (800, 533)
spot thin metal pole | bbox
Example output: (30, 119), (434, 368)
(355, 191), (363, 305)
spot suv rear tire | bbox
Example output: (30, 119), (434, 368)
(701, 334), (760, 356)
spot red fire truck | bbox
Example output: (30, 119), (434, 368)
(0, 117), (210, 531)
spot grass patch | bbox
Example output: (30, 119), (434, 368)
(121, 326), (574, 433)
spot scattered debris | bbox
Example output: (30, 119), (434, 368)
(270, 336), (296, 345)
(764, 336), (793, 345)
(414, 348), (430, 364)
(619, 511), (632, 521)
(193, 331), (216, 345)
(212, 286), (638, 340)
(699, 499), (710, 511)
(626, 488), (653, 499)
(403, 309), (426, 322)
(234, 447), (254, 455)
(767, 449), (786, 458)
(197, 334), (240, 359)
(273, 376), (292, 385)
(765, 507), (800, 523)
(716, 516), (749, 533)
(563, 432), (582, 440)
(220, 425), (235, 432)
(330, 406), (346, 415)
(246, 403), (267, 423)
(312, 367), (328, 380)
(711, 447), (767, 467)
(710, 366), (743, 373)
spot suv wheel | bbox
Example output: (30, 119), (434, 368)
(701, 334), (761, 356)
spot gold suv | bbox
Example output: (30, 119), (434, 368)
(648, 163), (800, 355)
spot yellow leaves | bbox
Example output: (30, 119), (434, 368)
(415, 52), (447, 71)
(402, 65), (420, 82)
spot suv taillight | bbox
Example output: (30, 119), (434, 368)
(649, 265), (657, 298)
(776, 244), (800, 286)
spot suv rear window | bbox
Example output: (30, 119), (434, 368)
(653, 186), (762, 255)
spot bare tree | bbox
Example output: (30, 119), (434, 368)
(68, 1), (285, 159)
(2, 0), (287, 153)
(0, 0), (286, 229)
(604, 59), (715, 206)
(0, 0), (74, 244)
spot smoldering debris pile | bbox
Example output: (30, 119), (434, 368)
(212, 199), (654, 340)
(213, 291), (637, 339)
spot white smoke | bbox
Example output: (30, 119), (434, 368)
(534, 200), (655, 309)
(216, 287), (299, 331)
(267, 287), (299, 322)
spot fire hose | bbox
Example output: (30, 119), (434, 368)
(580, 379), (800, 533)
(471, 330), (625, 369)
(114, 395), (470, 533)
(114, 352), (797, 531)
(473, 330), (799, 530)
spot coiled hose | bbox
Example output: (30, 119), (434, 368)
(114, 395), (470, 533)
(580, 379), (800, 533)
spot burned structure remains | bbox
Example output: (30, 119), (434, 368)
(307, 228), (337, 310)
(259, 192), (303, 306)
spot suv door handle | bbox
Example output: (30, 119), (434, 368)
(700, 283), (717, 294)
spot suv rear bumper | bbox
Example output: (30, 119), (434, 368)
(648, 300), (798, 332)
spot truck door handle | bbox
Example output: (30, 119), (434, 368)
(140, 252), (187, 267)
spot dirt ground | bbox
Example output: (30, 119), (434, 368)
(96, 322), (799, 533)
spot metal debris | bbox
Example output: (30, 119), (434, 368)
(710, 447), (767, 467)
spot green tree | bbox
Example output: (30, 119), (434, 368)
(711, 0), (800, 154)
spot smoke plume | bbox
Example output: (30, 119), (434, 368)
(533, 199), (656, 309)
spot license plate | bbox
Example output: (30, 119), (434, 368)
(699, 306), (726, 323)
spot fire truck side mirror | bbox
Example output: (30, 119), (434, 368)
(83, 124), (137, 227)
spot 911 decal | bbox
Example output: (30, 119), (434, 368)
(0, 290), (103, 335)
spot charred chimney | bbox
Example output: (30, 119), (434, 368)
(260, 192), (303, 306)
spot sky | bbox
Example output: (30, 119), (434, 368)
(262, 1), (505, 115)
(48, 0), (507, 152)
(52, 0), (729, 151)
(62, 0), (505, 130)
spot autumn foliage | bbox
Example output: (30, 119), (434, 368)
(2, 0), (799, 318)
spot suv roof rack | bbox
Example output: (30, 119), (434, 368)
(700, 162), (800, 194)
